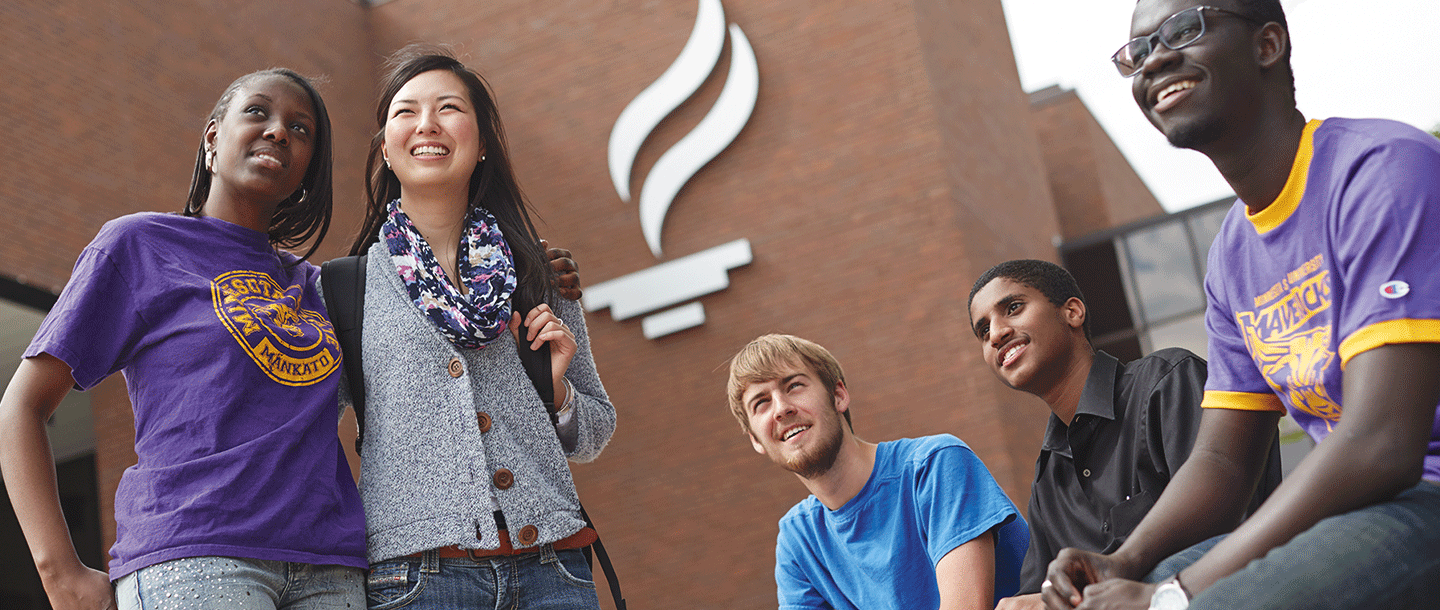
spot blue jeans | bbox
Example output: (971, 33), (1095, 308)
(365, 545), (599, 610)
(1145, 480), (1440, 609)
(115, 556), (364, 610)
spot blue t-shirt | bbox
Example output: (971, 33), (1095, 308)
(774, 435), (1028, 609)
(26, 213), (368, 579)
(1200, 118), (1440, 482)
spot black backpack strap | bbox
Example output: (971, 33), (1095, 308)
(513, 297), (624, 610)
(512, 295), (556, 423)
(580, 505), (627, 610)
(321, 254), (367, 453)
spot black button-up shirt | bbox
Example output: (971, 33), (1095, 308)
(1016, 349), (1283, 593)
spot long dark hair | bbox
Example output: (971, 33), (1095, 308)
(182, 68), (334, 262)
(350, 45), (554, 309)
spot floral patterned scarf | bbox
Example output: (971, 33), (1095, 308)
(381, 199), (516, 349)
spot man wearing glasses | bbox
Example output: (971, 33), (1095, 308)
(1040, 1), (1440, 609)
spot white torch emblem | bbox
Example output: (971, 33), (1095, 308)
(583, 0), (759, 339)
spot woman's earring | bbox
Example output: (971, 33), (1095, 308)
(383, 156), (391, 169)
(481, 154), (486, 162)
(205, 148), (215, 171)
(294, 188), (308, 204)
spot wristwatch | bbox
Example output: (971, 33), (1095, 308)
(1148, 576), (1190, 610)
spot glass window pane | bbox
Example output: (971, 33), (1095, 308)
(1187, 202), (1231, 276)
(1124, 221), (1203, 322)
(1143, 311), (1208, 359)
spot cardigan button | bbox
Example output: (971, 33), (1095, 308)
(448, 358), (464, 378)
(517, 524), (539, 546)
(477, 412), (493, 433)
(493, 468), (514, 490)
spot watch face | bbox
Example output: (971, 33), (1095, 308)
(1151, 583), (1189, 610)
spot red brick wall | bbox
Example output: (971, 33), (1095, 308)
(1031, 88), (1165, 240)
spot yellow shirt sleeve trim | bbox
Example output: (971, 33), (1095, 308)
(1247, 119), (1323, 234)
(1202, 390), (1287, 413)
(1339, 319), (1440, 368)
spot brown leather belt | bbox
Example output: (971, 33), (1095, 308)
(408, 527), (598, 561)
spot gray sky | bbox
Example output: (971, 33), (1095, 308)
(1001, 0), (1440, 211)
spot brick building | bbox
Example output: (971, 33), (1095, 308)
(0, 1), (1162, 608)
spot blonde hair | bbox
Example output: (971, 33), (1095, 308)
(726, 334), (849, 434)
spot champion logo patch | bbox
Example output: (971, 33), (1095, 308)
(1379, 280), (1410, 299)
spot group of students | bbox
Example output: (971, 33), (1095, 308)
(0, 47), (615, 610)
(727, 0), (1440, 609)
(5, 0), (1440, 609)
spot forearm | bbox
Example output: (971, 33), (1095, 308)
(0, 402), (86, 577)
(1180, 343), (1439, 595)
(1177, 430), (1417, 594)
(1110, 410), (1279, 576)
(555, 301), (615, 462)
(0, 355), (117, 610)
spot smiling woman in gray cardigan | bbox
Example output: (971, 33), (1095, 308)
(339, 47), (617, 610)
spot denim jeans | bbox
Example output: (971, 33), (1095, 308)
(365, 545), (599, 610)
(1145, 480), (1440, 609)
(115, 556), (364, 610)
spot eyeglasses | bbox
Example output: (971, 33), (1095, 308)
(1112, 6), (1262, 77)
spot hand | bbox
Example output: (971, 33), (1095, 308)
(1043, 549), (1139, 610)
(509, 303), (578, 400)
(1069, 579), (1154, 610)
(996, 592), (1045, 610)
(542, 239), (583, 301)
(42, 563), (116, 610)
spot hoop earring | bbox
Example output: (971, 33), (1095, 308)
(294, 188), (308, 204)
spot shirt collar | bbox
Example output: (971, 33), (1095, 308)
(1041, 351), (1120, 454)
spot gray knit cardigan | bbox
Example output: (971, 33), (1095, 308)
(340, 242), (616, 564)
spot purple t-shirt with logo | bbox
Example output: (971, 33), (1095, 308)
(26, 213), (367, 579)
(1200, 118), (1440, 482)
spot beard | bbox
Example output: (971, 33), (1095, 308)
(1165, 113), (1227, 150)
(783, 409), (846, 479)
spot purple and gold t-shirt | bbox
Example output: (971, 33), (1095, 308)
(26, 212), (367, 579)
(1200, 118), (1440, 482)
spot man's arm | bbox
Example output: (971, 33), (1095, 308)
(1047, 343), (1440, 609)
(1170, 343), (1440, 591)
(1042, 407), (1280, 609)
(937, 530), (995, 610)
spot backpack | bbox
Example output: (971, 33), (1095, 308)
(321, 254), (626, 610)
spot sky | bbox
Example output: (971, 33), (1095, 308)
(999, 0), (1440, 212)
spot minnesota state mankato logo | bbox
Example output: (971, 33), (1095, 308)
(211, 270), (340, 386)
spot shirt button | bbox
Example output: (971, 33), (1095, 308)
(517, 524), (539, 546)
(477, 412), (492, 433)
(448, 357), (464, 377)
(1082, 468), (1091, 478)
(493, 468), (514, 490)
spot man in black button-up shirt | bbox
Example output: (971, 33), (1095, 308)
(967, 260), (1281, 610)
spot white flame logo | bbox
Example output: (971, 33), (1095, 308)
(607, 0), (759, 258)
(584, 0), (758, 340)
